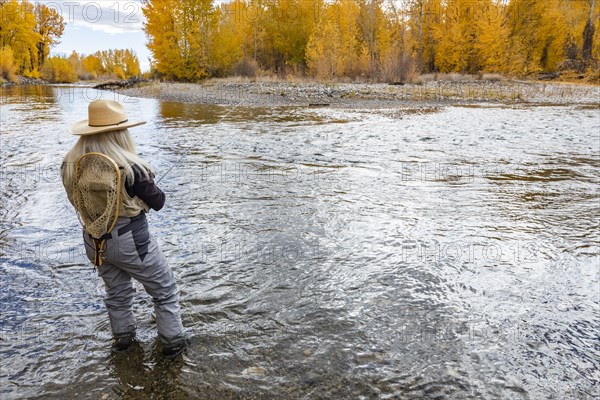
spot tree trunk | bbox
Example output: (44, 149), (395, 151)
(582, 0), (595, 60)
(37, 41), (45, 69)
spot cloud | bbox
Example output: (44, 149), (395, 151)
(47, 1), (152, 71)
(70, 20), (137, 35)
(46, 1), (145, 35)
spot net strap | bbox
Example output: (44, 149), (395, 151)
(93, 238), (108, 267)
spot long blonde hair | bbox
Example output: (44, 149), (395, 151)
(62, 129), (154, 186)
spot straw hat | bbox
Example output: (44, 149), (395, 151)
(70, 99), (146, 135)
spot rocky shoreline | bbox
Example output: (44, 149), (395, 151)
(3, 77), (599, 108)
(110, 79), (600, 108)
(0, 75), (48, 86)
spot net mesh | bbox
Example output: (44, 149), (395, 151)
(73, 153), (121, 239)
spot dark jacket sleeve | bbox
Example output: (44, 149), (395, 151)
(126, 164), (166, 211)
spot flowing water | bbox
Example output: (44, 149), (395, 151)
(0, 85), (598, 399)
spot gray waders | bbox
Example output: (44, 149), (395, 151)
(83, 213), (185, 346)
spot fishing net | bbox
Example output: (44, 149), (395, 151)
(73, 152), (122, 267)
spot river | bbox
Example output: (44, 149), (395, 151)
(1, 85), (598, 399)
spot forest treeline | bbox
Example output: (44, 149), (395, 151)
(2, 0), (599, 83)
(143, 0), (599, 82)
(0, 0), (141, 83)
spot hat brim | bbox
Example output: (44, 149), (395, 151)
(70, 119), (146, 136)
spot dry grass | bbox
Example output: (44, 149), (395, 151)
(417, 72), (500, 83)
(206, 75), (289, 84)
(556, 68), (600, 85)
(199, 71), (513, 86)
(480, 73), (506, 82)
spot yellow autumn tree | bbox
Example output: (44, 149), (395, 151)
(68, 51), (86, 79)
(377, 1), (416, 82)
(266, 0), (321, 74)
(407, 0), (441, 73)
(431, 0), (469, 73)
(123, 49), (141, 77)
(355, 0), (387, 78)
(41, 55), (77, 83)
(211, 0), (245, 76)
(141, 0), (598, 80)
(82, 54), (104, 78)
(88, 49), (141, 79)
(237, 0), (269, 64)
(142, 0), (180, 79)
(0, 46), (18, 82)
(143, 0), (217, 81)
(306, 16), (341, 79)
(0, 0), (40, 77)
(34, 2), (65, 70)
(474, 0), (509, 72)
(504, 0), (594, 73)
(306, 0), (358, 78)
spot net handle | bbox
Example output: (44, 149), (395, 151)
(75, 152), (123, 237)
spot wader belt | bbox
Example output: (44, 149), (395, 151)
(87, 213), (146, 268)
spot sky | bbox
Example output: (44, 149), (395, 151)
(49, 0), (152, 72)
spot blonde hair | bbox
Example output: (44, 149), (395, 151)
(62, 129), (154, 187)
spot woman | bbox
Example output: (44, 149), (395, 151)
(61, 99), (186, 357)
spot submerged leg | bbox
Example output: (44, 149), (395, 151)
(129, 245), (185, 345)
(98, 262), (137, 339)
(113, 226), (185, 346)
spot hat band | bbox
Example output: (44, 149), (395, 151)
(88, 119), (129, 127)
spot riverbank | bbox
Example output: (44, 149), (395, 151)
(111, 78), (600, 108)
(4, 76), (599, 107)
(0, 75), (47, 86)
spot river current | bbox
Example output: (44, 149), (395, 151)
(0, 85), (598, 399)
